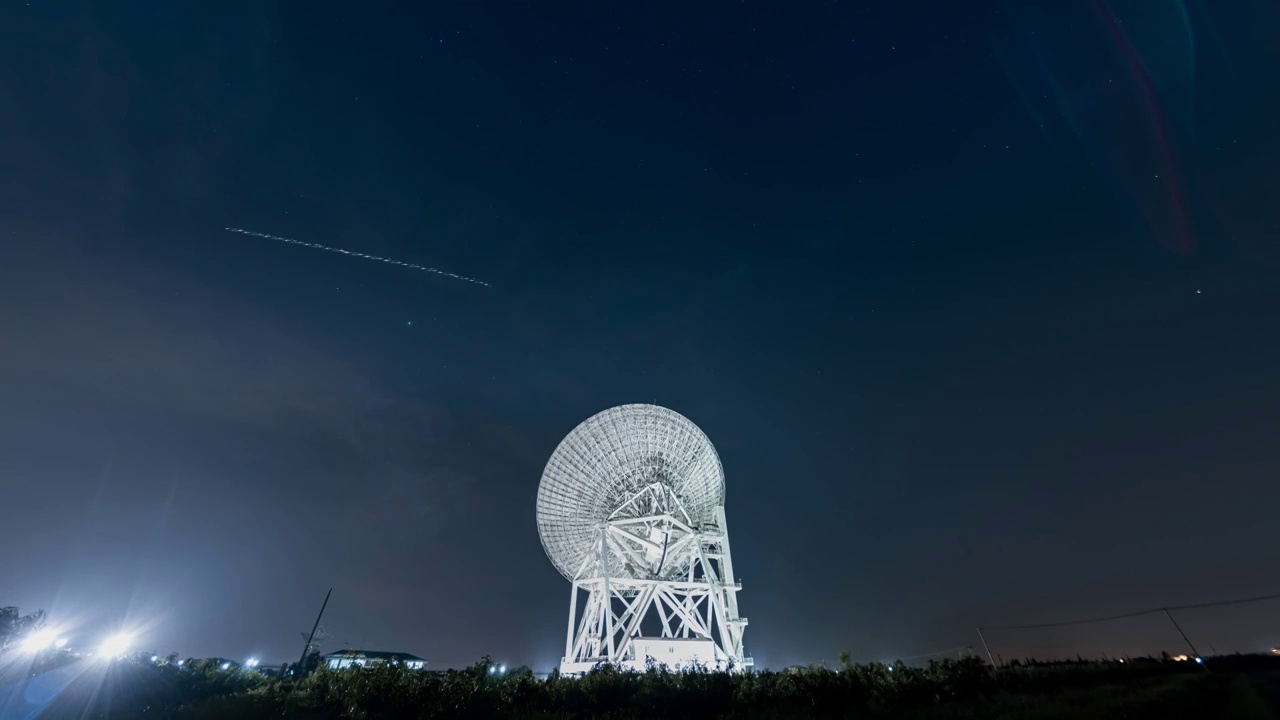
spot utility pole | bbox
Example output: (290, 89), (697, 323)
(299, 588), (333, 671)
(1162, 608), (1207, 671)
(976, 627), (997, 667)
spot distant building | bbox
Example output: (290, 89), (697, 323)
(322, 649), (427, 671)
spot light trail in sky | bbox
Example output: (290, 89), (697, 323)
(224, 227), (491, 287)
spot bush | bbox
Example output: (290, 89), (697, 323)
(48, 653), (1279, 719)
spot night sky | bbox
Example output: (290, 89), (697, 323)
(2, 1), (1279, 670)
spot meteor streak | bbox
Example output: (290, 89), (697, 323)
(224, 227), (490, 287)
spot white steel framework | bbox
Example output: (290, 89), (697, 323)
(536, 404), (750, 674)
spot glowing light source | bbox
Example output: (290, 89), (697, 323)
(20, 628), (57, 654)
(99, 633), (133, 659)
(245, 658), (260, 668)
(221, 663), (231, 671)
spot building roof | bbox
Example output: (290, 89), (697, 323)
(322, 649), (427, 663)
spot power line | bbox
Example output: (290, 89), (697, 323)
(984, 607), (1162, 631)
(1166, 591), (1280, 613)
(976, 590), (1280, 666)
(981, 590), (1280, 631)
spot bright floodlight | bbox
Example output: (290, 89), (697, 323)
(98, 633), (132, 659)
(245, 658), (259, 668)
(20, 628), (57, 654)
(536, 403), (749, 675)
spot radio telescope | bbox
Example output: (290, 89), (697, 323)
(537, 403), (750, 674)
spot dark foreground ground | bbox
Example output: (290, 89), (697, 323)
(1, 655), (1277, 719)
(1249, 669), (1280, 716)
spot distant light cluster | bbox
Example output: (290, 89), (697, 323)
(224, 227), (490, 288)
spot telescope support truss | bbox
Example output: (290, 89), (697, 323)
(560, 498), (749, 674)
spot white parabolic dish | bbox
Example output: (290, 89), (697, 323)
(536, 403), (726, 582)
